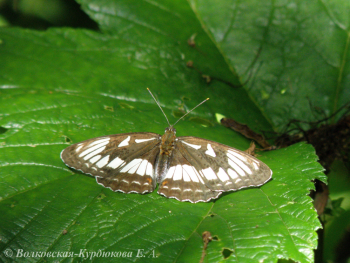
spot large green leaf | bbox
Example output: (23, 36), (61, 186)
(0, 0), (330, 262)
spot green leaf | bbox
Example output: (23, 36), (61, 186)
(0, 0), (329, 262)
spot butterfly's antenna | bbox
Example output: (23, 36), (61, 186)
(147, 88), (209, 127)
(172, 97), (209, 127)
(147, 88), (171, 126)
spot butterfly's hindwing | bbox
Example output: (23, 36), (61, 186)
(96, 145), (160, 194)
(60, 133), (161, 193)
(157, 149), (221, 203)
(176, 137), (272, 193)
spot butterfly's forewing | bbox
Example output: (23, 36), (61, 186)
(60, 133), (161, 193)
(175, 137), (272, 193)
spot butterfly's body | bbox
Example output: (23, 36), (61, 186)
(61, 89), (272, 203)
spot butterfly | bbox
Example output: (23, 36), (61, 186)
(61, 89), (272, 203)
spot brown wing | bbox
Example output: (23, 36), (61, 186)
(60, 133), (161, 193)
(172, 136), (272, 193)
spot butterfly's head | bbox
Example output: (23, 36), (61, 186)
(165, 126), (176, 135)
